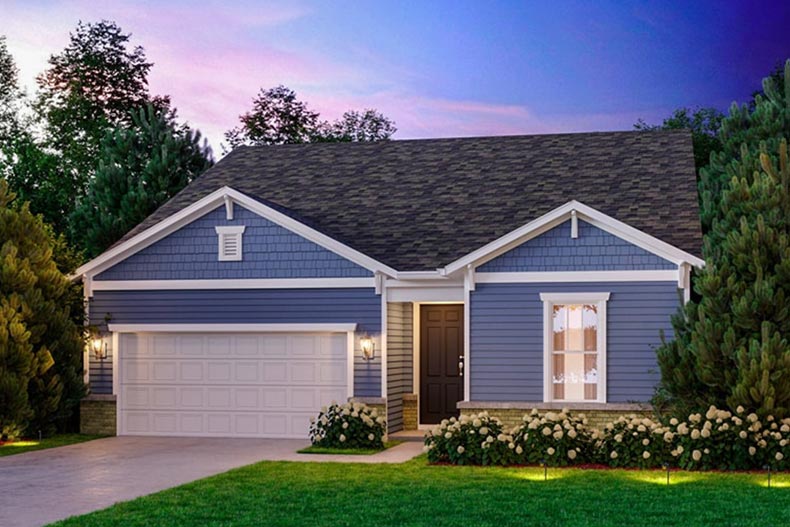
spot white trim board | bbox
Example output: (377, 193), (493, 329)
(442, 200), (705, 275)
(73, 186), (398, 280)
(107, 323), (358, 333)
(90, 277), (375, 293)
(476, 270), (678, 283)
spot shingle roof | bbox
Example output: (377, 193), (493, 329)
(119, 130), (703, 271)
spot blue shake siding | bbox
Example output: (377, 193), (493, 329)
(478, 220), (676, 272)
(89, 288), (382, 397)
(469, 281), (680, 403)
(96, 205), (372, 281)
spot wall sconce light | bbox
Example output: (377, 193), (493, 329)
(360, 335), (375, 361)
(91, 333), (108, 361)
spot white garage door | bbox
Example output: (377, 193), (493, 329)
(118, 332), (349, 438)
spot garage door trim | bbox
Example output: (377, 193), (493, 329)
(108, 323), (358, 437)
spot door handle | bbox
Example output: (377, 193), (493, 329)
(458, 356), (464, 376)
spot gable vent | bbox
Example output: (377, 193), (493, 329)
(215, 226), (246, 261)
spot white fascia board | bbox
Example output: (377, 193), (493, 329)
(387, 287), (464, 303)
(384, 277), (462, 288)
(90, 277), (376, 293)
(476, 270), (679, 283)
(73, 186), (398, 280)
(539, 292), (611, 303)
(108, 323), (358, 333)
(442, 200), (705, 275)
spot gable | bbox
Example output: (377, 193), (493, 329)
(477, 219), (677, 273)
(95, 204), (373, 281)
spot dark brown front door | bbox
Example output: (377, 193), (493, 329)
(420, 304), (464, 424)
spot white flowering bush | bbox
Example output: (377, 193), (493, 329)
(308, 401), (386, 449)
(424, 412), (511, 465)
(665, 406), (790, 471)
(425, 406), (789, 471)
(511, 409), (592, 466)
(596, 415), (672, 469)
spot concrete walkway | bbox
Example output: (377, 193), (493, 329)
(0, 436), (423, 527)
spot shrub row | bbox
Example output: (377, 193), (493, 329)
(308, 402), (386, 449)
(424, 406), (789, 471)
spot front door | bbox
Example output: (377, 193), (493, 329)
(420, 304), (464, 424)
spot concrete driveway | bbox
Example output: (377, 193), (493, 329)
(0, 436), (422, 527)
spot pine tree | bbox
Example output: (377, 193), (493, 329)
(657, 60), (790, 418)
(700, 60), (790, 232)
(657, 140), (790, 417)
(0, 180), (86, 437)
(71, 104), (213, 258)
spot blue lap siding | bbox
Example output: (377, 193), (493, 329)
(89, 288), (382, 397)
(95, 205), (372, 281)
(469, 281), (680, 403)
(478, 220), (676, 272)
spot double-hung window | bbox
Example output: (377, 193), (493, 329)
(540, 293), (609, 403)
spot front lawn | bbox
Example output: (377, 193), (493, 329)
(0, 434), (102, 457)
(51, 456), (789, 527)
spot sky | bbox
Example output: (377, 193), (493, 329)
(2, 0), (790, 154)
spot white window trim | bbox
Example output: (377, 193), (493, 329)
(540, 292), (609, 404)
(215, 225), (245, 261)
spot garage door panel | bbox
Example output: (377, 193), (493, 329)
(180, 362), (204, 381)
(234, 362), (259, 382)
(235, 336), (260, 355)
(207, 336), (231, 355)
(179, 387), (203, 407)
(207, 387), (231, 408)
(290, 335), (318, 357)
(263, 362), (288, 382)
(152, 362), (177, 381)
(153, 387), (177, 407)
(179, 336), (205, 355)
(152, 336), (177, 355)
(290, 363), (317, 383)
(207, 362), (231, 381)
(119, 332), (349, 438)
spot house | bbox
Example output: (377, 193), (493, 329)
(75, 130), (704, 437)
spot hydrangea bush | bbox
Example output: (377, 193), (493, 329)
(308, 401), (386, 449)
(512, 409), (592, 466)
(424, 412), (510, 465)
(596, 415), (674, 468)
(425, 406), (790, 471)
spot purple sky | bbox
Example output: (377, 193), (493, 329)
(3, 1), (790, 153)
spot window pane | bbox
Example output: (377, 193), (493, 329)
(567, 304), (584, 351)
(552, 305), (566, 351)
(552, 354), (565, 400)
(583, 304), (597, 352)
(584, 354), (598, 400)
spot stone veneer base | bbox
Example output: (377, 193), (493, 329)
(80, 394), (117, 436)
(458, 401), (653, 430)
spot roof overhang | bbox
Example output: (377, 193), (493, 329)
(72, 186), (399, 280)
(441, 200), (705, 276)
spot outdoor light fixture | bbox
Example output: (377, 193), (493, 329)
(360, 336), (375, 361)
(662, 462), (670, 485)
(540, 459), (547, 481)
(764, 465), (772, 488)
(91, 333), (108, 361)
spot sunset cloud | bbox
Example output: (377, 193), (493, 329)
(3, 1), (785, 153)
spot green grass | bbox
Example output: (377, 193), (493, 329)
(297, 440), (403, 455)
(50, 456), (790, 527)
(0, 434), (102, 457)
